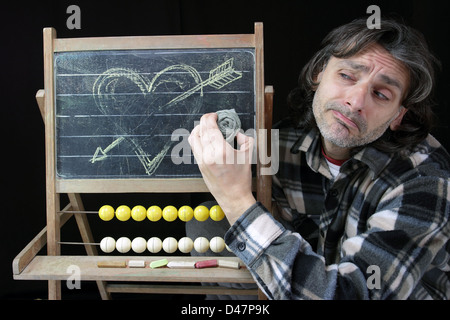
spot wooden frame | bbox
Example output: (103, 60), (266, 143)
(13, 23), (273, 300)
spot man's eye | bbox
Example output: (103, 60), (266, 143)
(339, 73), (353, 80)
(374, 90), (389, 101)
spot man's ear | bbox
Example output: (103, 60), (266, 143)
(312, 61), (328, 91)
(390, 106), (408, 131)
(316, 70), (324, 82)
(312, 70), (324, 91)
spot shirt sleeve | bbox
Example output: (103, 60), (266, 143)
(224, 175), (450, 300)
(225, 202), (340, 300)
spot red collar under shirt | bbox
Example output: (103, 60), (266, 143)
(321, 147), (348, 178)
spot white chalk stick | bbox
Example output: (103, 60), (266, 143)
(128, 260), (146, 268)
(218, 259), (240, 269)
(167, 261), (196, 269)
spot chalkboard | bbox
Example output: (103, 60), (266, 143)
(54, 48), (255, 179)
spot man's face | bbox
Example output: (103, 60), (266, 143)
(312, 43), (409, 149)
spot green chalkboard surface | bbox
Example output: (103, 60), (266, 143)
(55, 48), (255, 179)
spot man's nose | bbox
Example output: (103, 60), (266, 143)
(344, 83), (368, 113)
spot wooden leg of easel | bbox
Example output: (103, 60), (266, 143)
(48, 280), (61, 300)
(68, 193), (111, 300)
(258, 288), (268, 300)
(46, 192), (61, 300)
(254, 86), (274, 301)
(95, 283), (110, 299)
(67, 193), (97, 256)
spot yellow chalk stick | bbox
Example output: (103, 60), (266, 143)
(97, 261), (127, 268)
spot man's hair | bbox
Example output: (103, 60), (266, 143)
(287, 17), (441, 154)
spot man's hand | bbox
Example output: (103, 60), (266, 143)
(188, 113), (256, 225)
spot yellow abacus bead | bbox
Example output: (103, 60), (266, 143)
(178, 205), (194, 222)
(162, 205), (178, 222)
(115, 205), (131, 221)
(194, 205), (209, 222)
(209, 205), (225, 221)
(98, 205), (115, 221)
(147, 205), (162, 222)
(131, 205), (147, 221)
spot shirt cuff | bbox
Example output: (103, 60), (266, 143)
(224, 202), (285, 266)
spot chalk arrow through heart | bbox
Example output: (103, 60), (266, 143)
(89, 58), (242, 175)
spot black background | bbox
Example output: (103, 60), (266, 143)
(2, 0), (449, 300)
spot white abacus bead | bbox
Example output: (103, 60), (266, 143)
(210, 236), (225, 253)
(178, 237), (194, 253)
(147, 237), (162, 253)
(194, 237), (209, 253)
(131, 237), (147, 254)
(100, 237), (116, 253)
(116, 237), (131, 254)
(162, 237), (178, 254)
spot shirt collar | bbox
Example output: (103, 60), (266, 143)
(352, 147), (393, 179)
(290, 128), (332, 178)
(290, 128), (393, 180)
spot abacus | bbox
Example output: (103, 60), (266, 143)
(61, 204), (229, 255)
(13, 23), (274, 300)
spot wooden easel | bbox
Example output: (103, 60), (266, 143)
(13, 23), (274, 300)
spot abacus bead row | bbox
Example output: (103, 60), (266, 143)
(100, 236), (230, 254)
(98, 205), (225, 222)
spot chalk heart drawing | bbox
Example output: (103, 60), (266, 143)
(90, 58), (243, 176)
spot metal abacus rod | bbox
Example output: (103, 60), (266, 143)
(57, 210), (98, 214)
(58, 241), (100, 245)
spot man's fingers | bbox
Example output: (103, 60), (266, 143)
(235, 132), (253, 151)
(190, 113), (224, 165)
(200, 112), (219, 129)
(190, 113), (255, 166)
(188, 125), (203, 163)
(235, 131), (254, 165)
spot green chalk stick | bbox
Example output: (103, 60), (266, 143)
(150, 258), (168, 269)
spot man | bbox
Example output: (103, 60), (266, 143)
(188, 18), (450, 299)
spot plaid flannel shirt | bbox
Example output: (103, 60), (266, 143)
(225, 126), (450, 300)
